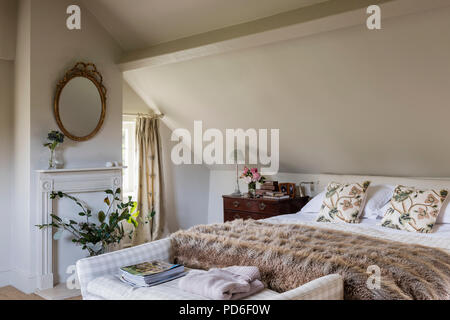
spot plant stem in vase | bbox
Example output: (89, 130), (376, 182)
(48, 148), (56, 169)
(248, 182), (256, 198)
(44, 130), (65, 170)
(240, 167), (265, 198)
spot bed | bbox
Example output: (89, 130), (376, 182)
(263, 173), (450, 256)
(264, 213), (450, 252)
(77, 174), (450, 300)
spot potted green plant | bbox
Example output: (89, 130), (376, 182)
(36, 188), (152, 256)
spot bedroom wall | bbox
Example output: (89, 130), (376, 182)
(123, 81), (152, 114)
(10, 0), (123, 292)
(0, 60), (14, 286)
(0, 0), (17, 60)
(0, 0), (17, 287)
(123, 85), (211, 233)
(159, 123), (211, 232)
(29, 0), (123, 170)
(11, 0), (31, 291)
(124, 5), (450, 178)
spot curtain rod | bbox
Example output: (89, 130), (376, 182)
(123, 113), (165, 119)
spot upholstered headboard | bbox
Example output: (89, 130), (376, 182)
(294, 174), (450, 197)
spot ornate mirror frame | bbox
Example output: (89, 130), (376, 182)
(54, 62), (107, 141)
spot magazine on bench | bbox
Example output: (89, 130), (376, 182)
(119, 260), (185, 286)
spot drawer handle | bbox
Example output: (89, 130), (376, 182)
(233, 214), (241, 219)
(259, 203), (266, 210)
(233, 201), (240, 208)
(246, 202), (252, 208)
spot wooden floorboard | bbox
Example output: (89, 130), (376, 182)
(0, 286), (81, 300)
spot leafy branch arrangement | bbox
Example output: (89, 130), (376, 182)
(36, 188), (149, 256)
(43, 130), (65, 151)
(43, 130), (64, 169)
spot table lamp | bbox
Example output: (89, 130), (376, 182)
(229, 149), (244, 196)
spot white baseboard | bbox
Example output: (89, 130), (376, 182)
(0, 270), (12, 287)
(5, 269), (79, 299)
(9, 269), (38, 294)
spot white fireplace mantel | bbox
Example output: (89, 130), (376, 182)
(36, 167), (125, 292)
(36, 166), (126, 174)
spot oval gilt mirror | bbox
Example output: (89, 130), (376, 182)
(54, 62), (107, 141)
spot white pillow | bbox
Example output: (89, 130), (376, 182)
(362, 184), (395, 219)
(299, 190), (325, 213)
(436, 196), (450, 224)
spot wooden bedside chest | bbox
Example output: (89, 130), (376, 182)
(222, 195), (309, 222)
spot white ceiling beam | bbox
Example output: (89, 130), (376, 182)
(119, 0), (450, 71)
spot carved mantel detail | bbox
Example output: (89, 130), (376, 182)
(41, 180), (53, 192)
(36, 167), (124, 290)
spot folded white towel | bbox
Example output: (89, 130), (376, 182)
(178, 266), (264, 300)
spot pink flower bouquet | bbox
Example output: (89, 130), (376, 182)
(240, 167), (266, 197)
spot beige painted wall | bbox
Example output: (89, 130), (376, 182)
(159, 123), (210, 232)
(123, 81), (153, 114)
(0, 0), (17, 60)
(10, 0), (123, 292)
(30, 0), (123, 170)
(0, 59), (14, 285)
(123, 84), (210, 232)
(125, 5), (450, 178)
(12, 0), (31, 291)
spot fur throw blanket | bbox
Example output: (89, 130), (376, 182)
(171, 219), (450, 300)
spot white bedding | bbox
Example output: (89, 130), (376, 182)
(263, 213), (450, 253)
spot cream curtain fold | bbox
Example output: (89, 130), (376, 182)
(133, 115), (163, 244)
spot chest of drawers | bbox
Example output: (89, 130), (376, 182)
(223, 195), (309, 222)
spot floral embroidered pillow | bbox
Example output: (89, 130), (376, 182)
(316, 181), (371, 224)
(380, 185), (448, 233)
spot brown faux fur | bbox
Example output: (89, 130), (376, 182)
(171, 219), (450, 300)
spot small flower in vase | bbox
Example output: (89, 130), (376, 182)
(43, 130), (65, 169)
(240, 166), (266, 198)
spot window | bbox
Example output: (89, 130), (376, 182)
(122, 116), (137, 200)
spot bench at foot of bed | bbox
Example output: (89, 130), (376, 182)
(76, 238), (344, 300)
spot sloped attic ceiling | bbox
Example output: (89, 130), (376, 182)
(81, 0), (329, 51)
(123, 3), (450, 177)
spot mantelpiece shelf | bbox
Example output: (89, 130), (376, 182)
(36, 166), (127, 173)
